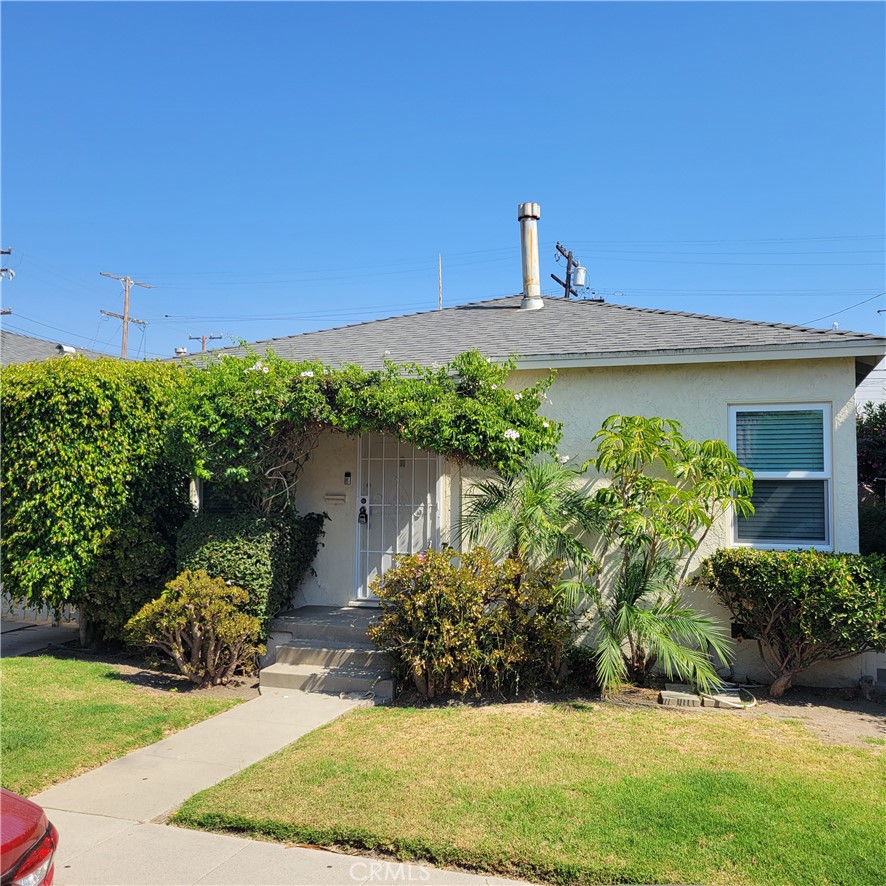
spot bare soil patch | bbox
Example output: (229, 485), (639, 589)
(394, 682), (886, 748)
(28, 640), (261, 701)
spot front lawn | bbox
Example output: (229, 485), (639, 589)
(175, 703), (885, 886)
(1, 655), (240, 795)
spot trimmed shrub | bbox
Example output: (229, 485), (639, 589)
(859, 502), (886, 555)
(0, 357), (187, 627)
(368, 547), (575, 699)
(176, 511), (325, 631)
(702, 548), (886, 696)
(80, 515), (180, 645)
(126, 570), (264, 686)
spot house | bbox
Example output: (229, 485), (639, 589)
(0, 329), (108, 366)
(194, 207), (886, 695)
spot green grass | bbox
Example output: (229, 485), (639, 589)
(1, 656), (240, 795)
(175, 703), (886, 886)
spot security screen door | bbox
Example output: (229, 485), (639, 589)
(356, 433), (440, 600)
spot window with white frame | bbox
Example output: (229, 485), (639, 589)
(728, 404), (831, 548)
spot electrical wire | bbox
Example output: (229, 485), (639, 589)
(801, 292), (886, 326)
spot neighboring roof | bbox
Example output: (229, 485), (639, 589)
(1, 329), (110, 367)
(184, 294), (886, 371)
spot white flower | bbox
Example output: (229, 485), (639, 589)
(300, 370), (315, 378)
(542, 421), (550, 428)
(262, 367), (269, 373)
(323, 368), (329, 375)
(246, 361), (265, 373)
(514, 393), (522, 401)
(504, 429), (520, 441)
(491, 384), (498, 390)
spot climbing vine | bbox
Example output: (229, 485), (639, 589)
(171, 349), (561, 513)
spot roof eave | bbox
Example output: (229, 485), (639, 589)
(499, 340), (886, 371)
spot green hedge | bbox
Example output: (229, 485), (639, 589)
(859, 502), (886, 555)
(702, 548), (886, 695)
(176, 511), (326, 632)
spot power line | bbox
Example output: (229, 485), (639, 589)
(801, 292), (886, 326)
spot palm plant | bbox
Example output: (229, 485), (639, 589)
(592, 551), (731, 695)
(457, 460), (600, 578)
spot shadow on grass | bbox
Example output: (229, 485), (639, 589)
(24, 643), (259, 697)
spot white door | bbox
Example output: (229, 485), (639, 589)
(356, 434), (440, 600)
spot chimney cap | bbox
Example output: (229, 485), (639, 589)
(517, 202), (541, 221)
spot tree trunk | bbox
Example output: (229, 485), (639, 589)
(78, 615), (101, 649)
(769, 671), (795, 698)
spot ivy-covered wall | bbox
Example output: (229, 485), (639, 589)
(1, 349), (562, 625)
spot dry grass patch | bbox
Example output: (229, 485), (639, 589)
(175, 702), (886, 885)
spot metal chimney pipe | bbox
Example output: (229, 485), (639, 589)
(517, 202), (543, 310)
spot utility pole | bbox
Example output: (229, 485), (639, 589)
(437, 253), (443, 311)
(189, 334), (222, 353)
(100, 272), (152, 358)
(1, 247), (15, 281)
(550, 242), (589, 300)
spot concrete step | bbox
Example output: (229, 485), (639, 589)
(270, 606), (378, 645)
(274, 640), (392, 670)
(259, 662), (395, 703)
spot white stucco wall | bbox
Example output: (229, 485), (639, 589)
(292, 355), (872, 687)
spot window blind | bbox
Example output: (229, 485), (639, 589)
(735, 410), (824, 472)
(736, 480), (828, 544)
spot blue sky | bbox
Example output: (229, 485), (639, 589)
(2, 1), (884, 360)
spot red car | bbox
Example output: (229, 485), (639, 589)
(0, 789), (58, 886)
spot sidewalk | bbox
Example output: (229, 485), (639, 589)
(1, 618), (79, 657)
(33, 692), (523, 886)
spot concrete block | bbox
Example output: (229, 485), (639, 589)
(659, 690), (701, 707)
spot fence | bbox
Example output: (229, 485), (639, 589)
(1, 596), (78, 627)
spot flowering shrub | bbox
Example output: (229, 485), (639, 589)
(367, 548), (575, 698)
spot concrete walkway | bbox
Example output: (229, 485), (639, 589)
(33, 692), (523, 886)
(1, 618), (79, 656)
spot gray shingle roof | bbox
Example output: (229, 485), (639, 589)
(1, 329), (110, 367)
(184, 295), (886, 370)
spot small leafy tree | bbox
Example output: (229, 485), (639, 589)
(585, 416), (754, 694)
(126, 570), (265, 687)
(703, 549), (886, 697)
